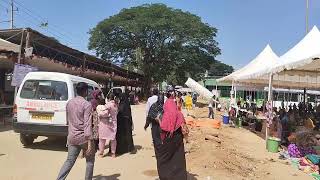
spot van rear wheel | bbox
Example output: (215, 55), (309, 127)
(20, 134), (35, 146)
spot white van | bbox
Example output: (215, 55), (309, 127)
(107, 86), (125, 97)
(13, 72), (103, 146)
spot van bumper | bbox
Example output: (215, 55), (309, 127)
(13, 120), (68, 137)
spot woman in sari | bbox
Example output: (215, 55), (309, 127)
(97, 93), (118, 158)
(90, 90), (103, 148)
(116, 93), (135, 154)
(158, 90), (187, 180)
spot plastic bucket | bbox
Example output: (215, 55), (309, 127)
(267, 137), (281, 153)
(236, 117), (242, 127)
(222, 115), (229, 124)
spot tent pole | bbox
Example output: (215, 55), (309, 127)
(231, 81), (234, 98)
(268, 74), (273, 101)
(266, 73), (273, 142)
(215, 82), (218, 110)
(303, 88), (306, 105)
(235, 85), (237, 101)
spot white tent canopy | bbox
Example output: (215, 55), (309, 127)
(239, 26), (320, 89)
(217, 44), (279, 85)
(234, 44), (279, 82)
(276, 26), (320, 73)
(0, 38), (20, 53)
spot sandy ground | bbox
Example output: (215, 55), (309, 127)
(186, 107), (312, 180)
(0, 104), (312, 180)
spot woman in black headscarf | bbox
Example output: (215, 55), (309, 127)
(116, 93), (135, 154)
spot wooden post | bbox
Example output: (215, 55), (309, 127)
(81, 54), (86, 77)
(23, 29), (31, 64)
(17, 29), (24, 64)
(25, 30), (31, 49)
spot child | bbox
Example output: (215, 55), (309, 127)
(185, 93), (193, 114)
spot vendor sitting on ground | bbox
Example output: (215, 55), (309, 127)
(288, 132), (318, 158)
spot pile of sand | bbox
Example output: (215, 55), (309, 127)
(185, 127), (266, 179)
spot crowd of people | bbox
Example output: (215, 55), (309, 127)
(56, 83), (189, 180)
(57, 82), (135, 180)
(269, 102), (320, 145)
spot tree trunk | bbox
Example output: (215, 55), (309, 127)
(142, 55), (153, 100)
(143, 75), (152, 100)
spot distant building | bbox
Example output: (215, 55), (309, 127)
(0, 28), (144, 105)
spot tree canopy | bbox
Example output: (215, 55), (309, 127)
(208, 60), (234, 77)
(88, 3), (232, 90)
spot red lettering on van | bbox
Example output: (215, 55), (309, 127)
(25, 101), (59, 109)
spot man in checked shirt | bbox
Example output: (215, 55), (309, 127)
(57, 82), (95, 180)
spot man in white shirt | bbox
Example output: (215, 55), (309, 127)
(146, 89), (159, 116)
(208, 95), (216, 119)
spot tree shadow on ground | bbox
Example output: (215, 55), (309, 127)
(150, 171), (199, 180)
(130, 145), (142, 155)
(26, 137), (67, 152)
(0, 124), (12, 133)
(0, 153), (5, 157)
(187, 172), (199, 180)
(196, 102), (208, 108)
(93, 173), (121, 180)
(115, 145), (143, 157)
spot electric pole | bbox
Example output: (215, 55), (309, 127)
(306, 0), (309, 34)
(10, 0), (14, 28)
(9, 0), (18, 29)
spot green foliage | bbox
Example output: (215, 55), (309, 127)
(89, 3), (228, 87)
(208, 60), (234, 76)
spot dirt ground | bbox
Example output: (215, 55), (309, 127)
(0, 104), (312, 180)
(185, 107), (311, 180)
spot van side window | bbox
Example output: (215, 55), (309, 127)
(20, 80), (68, 101)
(87, 86), (94, 101)
(73, 82), (94, 101)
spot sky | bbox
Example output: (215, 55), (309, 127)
(0, 0), (320, 69)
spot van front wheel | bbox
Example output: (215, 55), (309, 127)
(20, 134), (34, 146)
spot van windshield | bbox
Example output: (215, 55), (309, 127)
(20, 80), (68, 101)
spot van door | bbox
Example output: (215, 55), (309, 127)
(17, 80), (69, 125)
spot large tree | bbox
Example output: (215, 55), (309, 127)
(208, 60), (234, 77)
(88, 4), (225, 93)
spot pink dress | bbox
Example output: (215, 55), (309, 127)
(98, 100), (118, 140)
